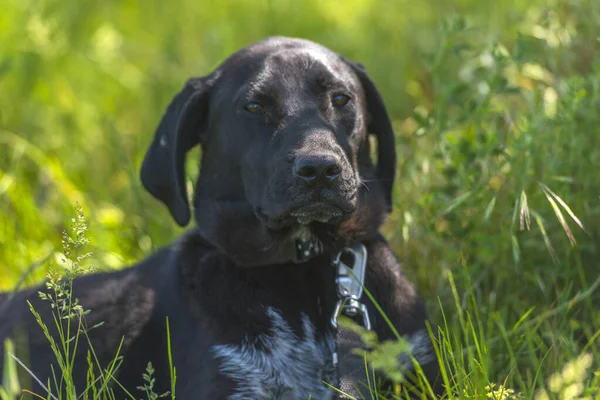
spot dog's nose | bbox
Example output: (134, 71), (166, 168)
(293, 154), (342, 186)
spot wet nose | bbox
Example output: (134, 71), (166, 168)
(293, 154), (342, 187)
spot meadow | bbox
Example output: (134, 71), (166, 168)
(1, 0), (599, 398)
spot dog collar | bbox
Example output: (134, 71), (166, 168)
(292, 236), (324, 263)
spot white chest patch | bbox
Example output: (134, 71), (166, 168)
(211, 308), (335, 400)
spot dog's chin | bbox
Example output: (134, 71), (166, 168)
(256, 202), (355, 231)
(289, 203), (345, 225)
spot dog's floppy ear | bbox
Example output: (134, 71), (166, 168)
(140, 77), (212, 226)
(346, 61), (397, 212)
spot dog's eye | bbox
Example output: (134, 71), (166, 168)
(245, 102), (265, 113)
(332, 94), (351, 106)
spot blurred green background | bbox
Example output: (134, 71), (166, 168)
(1, 0), (599, 396)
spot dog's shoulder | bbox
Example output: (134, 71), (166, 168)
(0, 240), (186, 357)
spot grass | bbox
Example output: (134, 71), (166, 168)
(1, 0), (600, 398)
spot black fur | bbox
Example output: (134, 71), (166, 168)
(0, 37), (441, 399)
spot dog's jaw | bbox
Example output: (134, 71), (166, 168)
(290, 203), (344, 225)
(255, 192), (357, 230)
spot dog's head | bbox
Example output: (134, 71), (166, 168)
(141, 37), (396, 264)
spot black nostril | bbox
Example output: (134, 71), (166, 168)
(325, 164), (341, 180)
(294, 154), (342, 186)
(296, 165), (318, 181)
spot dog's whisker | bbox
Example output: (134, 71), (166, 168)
(360, 178), (394, 183)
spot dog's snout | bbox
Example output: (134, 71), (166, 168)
(293, 154), (342, 186)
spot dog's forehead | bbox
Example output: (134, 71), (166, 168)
(218, 37), (356, 87)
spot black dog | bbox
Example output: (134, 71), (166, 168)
(0, 37), (441, 399)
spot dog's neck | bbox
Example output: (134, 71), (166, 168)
(192, 183), (388, 267)
(174, 229), (340, 344)
(193, 199), (328, 266)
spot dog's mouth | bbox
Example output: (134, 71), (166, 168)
(256, 196), (356, 229)
(289, 203), (344, 225)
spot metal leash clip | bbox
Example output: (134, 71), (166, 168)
(331, 243), (371, 331)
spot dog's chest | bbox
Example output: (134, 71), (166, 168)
(211, 307), (335, 400)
